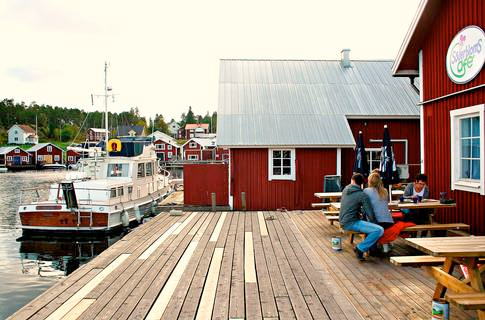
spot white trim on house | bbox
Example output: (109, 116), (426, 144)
(268, 149), (296, 181)
(450, 104), (484, 195)
(188, 154), (199, 161)
(336, 148), (341, 176)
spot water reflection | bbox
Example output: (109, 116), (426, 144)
(17, 234), (123, 277)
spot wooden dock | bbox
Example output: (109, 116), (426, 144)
(9, 210), (474, 319)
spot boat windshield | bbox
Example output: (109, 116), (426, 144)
(107, 163), (129, 177)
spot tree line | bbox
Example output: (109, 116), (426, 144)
(0, 99), (217, 144)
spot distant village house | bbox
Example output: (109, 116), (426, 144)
(8, 124), (38, 145)
(86, 128), (109, 142)
(27, 143), (64, 166)
(0, 146), (31, 168)
(116, 125), (146, 138)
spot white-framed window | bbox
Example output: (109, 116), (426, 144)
(168, 152), (173, 159)
(155, 144), (163, 150)
(167, 145), (172, 150)
(14, 149), (20, 154)
(450, 104), (484, 194)
(6, 156), (12, 161)
(188, 154), (198, 160)
(268, 149), (296, 181)
(189, 142), (197, 148)
(68, 156), (74, 162)
(54, 155), (60, 161)
(22, 156), (28, 162)
(365, 148), (381, 170)
(47, 145), (52, 152)
(37, 155), (43, 161)
(14, 130), (18, 134)
(14, 137), (18, 141)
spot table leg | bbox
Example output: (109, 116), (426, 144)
(433, 257), (455, 299)
(464, 258), (485, 320)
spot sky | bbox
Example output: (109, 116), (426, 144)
(0, 0), (421, 122)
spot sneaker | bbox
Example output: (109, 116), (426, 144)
(354, 247), (365, 261)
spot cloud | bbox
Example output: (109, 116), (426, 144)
(6, 66), (43, 83)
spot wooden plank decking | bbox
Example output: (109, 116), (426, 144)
(9, 210), (474, 319)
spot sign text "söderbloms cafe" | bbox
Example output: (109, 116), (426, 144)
(446, 25), (485, 84)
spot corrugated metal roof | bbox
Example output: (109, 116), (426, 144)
(217, 59), (419, 147)
(27, 143), (60, 152)
(0, 146), (18, 155)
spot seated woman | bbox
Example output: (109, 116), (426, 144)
(364, 172), (394, 229)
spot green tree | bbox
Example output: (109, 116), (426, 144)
(185, 106), (196, 124)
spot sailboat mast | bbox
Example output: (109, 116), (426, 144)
(104, 62), (109, 158)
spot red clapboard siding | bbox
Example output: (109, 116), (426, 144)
(231, 148), (337, 210)
(184, 163), (228, 206)
(419, 0), (484, 235)
(341, 119), (421, 184)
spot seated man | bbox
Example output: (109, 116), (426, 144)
(403, 173), (430, 224)
(339, 173), (384, 261)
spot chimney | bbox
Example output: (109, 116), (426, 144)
(341, 49), (351, 68)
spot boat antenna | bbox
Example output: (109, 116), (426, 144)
(104, 62), (109, 158)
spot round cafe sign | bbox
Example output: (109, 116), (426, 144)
(446, 25), (485, 84)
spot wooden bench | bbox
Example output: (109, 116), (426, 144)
(446, 292), (485, 310)
(390, 255), (445, 266)
(324, 215), (339, 225)
(348, 223), (471, 244)
(311, 203), (331, 209)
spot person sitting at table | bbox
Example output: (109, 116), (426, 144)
(340, 173), (383, 261)
(364, 172), (394, 229)
(402, 173), (430, 224)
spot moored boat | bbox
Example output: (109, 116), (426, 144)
(18, 139), (171, 233)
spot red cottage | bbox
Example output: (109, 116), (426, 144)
(217, 58), (420, 210)
(154, 139), (179, 161)
(86, 128), (108, 142)
(393, 0), (484, 235)
(27, 143), (64, 166)
(182, 123), (209, 140)
(0, 146), (31, 168)
(183, 137), (217, 161)
(66, 149), (81, 165)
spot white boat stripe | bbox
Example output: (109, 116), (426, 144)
(174, 212), (197, 235)
(60, 299), (95, 320)
(145, 214), (212, 320)
(209, 212), (227, 242)
(46, 254), (130, 320)
(244, 232), (256, 283)
(138, 222), (181, 260)
(195, 248), (224, 320)
(258, 211), (268, 236)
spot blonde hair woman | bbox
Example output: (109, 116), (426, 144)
(363, 172), (394, 229)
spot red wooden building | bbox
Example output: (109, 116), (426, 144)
(0, 146), (31, 168)
(217, 58), (420, 210)
(393, 0), (484, 235)
(180, 123), (209, 140)
(66, 149), (81, 165)
(86, 128), (108, 142)
(154, 139), (179, 161)
(27, 143), (64, 166)
(183, 137), (218, 161)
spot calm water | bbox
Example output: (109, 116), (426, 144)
(0, 171), (122, 319)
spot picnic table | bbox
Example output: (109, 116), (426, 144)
(405, 236), (485, 319)
(314, 189), (404, 199)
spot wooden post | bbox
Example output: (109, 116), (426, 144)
(241, 192), (246, 211)
(211, 192), (216, 211)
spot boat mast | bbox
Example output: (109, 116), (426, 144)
(104, 62), (109, 158)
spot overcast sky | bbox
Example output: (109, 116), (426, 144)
(0, 0), (421, 122)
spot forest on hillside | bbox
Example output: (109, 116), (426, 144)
(0, 99), (217, 144)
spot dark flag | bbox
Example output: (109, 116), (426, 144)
(380, 125), (400, 187)
(353, 131), (369, 178)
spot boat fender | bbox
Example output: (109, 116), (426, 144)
(121, 210), (130, 227)
(151, 201), (157, 215)
(134, 205), (142, 223)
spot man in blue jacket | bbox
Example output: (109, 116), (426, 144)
(339, 173), (384, 261)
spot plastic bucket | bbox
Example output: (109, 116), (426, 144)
(331, 236), (342, 251)
(432, 298), (449, 320)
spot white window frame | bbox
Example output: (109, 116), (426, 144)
(189, 142), (197, 149)
(7, 156), (12, 161)
(37, 155), (43, 161)
(47, 145), (52, 152)
(68, 156), (74, 162)
(188, 154), (198, 160)
(450, 104), (484, 195)
(167, 145), (173, 150)
(54, 155), (60, 161)
(168, 151), (173, 159)
(155, 144), (163, 150)
(365, 148), (382, 171)
(14, 149), (20, 154)
(268, 149), (296, 181)
(22, 156), (28, 162)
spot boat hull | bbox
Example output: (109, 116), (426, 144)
(19, 192), (167, 233)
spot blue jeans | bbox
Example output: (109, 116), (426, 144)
(345, 220), (384, 252)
